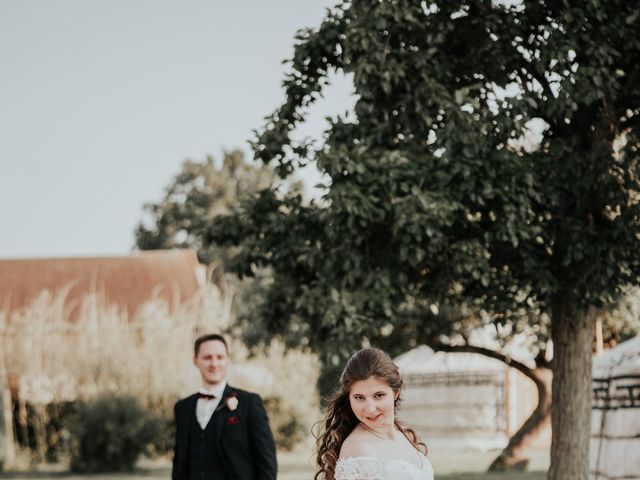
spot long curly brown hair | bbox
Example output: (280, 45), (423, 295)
(313, 348), (427, 480)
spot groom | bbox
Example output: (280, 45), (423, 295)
(172, 334), (277, 480)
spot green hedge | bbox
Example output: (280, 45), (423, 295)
(69, 395), (163, 472)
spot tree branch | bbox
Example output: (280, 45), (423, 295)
(430, 341), (550, 386)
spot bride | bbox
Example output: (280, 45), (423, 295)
(314, 348), (434, 480)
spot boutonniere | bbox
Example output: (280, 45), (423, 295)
(226, 415), (240, 426)
(215, 391), (239, 412)
(226, 394), (239, 411)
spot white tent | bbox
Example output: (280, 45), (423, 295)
(590, 336), (640, 480)
(394, 344), (540, 450)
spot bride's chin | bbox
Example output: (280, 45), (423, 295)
(366, 416), (389, 427)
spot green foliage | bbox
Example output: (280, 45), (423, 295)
(263, 396), (307, 451)
(68, 396), (163, 472)
(136, 150), (277, 265)
(210, 0), (640, 362)
(601, 286), (640, 345)
(316, 361), (345, 401)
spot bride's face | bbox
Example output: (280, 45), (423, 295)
(348, 376), (398, 429)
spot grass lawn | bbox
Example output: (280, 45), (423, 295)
(0, 447), (549, 479)
(0, 470), (548, 480)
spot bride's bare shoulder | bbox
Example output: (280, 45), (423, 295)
(339, 425), (377, 458)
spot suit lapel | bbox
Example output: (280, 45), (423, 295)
(179, 394), (198, 456)
(184, 394), (198, 431)
(213, 384), (234, 447)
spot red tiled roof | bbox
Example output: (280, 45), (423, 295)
(0, 249), (206, 320)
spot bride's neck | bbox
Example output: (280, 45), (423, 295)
(360, 421), (396, 439)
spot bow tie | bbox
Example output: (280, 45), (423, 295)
(197, 392), (216, 400)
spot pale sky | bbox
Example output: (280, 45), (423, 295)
(0, 0), (353, 258)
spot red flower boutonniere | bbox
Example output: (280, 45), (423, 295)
(226, 415), (240, 426)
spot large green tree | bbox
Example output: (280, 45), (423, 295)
(210, 1), (640, 478)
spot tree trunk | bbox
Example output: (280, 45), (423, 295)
(488, 367), (552, 471)
(548, 302), (595, 480)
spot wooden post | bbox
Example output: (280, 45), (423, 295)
(504, 368), (511, 437)
(0, 385), (16, 470)
(0, 352), (16, 470)
(594, 317), (604, 355)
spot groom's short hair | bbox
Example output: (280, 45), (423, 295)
(194, 333), (229, 357)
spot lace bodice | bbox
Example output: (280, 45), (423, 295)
(334, 454), (434, 480)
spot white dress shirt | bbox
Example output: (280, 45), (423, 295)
(196, 381), (226, 429)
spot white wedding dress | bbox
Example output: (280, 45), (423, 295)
(334, 453), (434, 480)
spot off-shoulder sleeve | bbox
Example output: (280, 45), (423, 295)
(334, 457), (384, 480)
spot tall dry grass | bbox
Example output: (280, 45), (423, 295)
(1, 288), (228, 403)
(0, 285), (319, 459)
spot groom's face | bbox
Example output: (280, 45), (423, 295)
(193, 339), (230, 386)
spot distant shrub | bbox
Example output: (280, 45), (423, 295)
(145, 400), (175, 457)
(13, 401), (78, 463)
(68, 395), (163, 472)
(263, 396), (307, 451)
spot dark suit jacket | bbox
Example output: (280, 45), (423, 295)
(172, 385), (277, 480)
